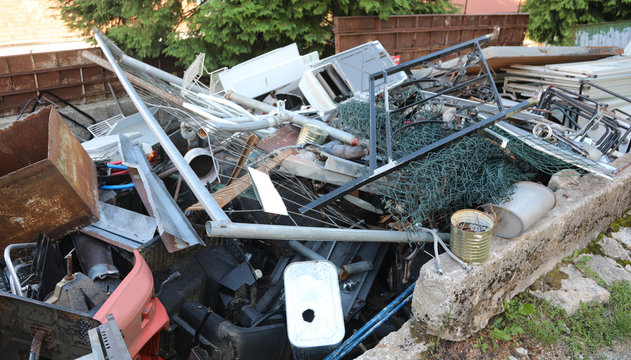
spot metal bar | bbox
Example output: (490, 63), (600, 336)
(369, 78), (377, 170)
(383, 72), (393, 161)
(28, 331), (44, 360)
(370, 32), (496, 80)
(96, 32), (209, 96)
(119, 134), (204, 252)
(0, 63), (105, 78)
(93, 28), (230, 223)
(225, 91), (359, 146)
(206, 221), (449, 243)
(300, 98), (536, 212)
(475, 40), (504, 111)
(325, 283), (415, 360)
(390, 74), (488, 114)
(82, 51), (185, 107)
(580, 80), (631, 104)
(107, 81), (124, 115)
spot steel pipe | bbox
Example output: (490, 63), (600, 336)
(225, 91), (359, 146)
(206, 221), (448, 243)
(93, 28), (231, 222)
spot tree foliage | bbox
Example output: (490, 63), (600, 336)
(525, 0), (631, 45)
(54, 0), (455, 69)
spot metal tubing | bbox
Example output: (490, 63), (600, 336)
(225, 91), (359, 146)
(342, 261), (373, 276)
(325, 283), (415, 360)
(93, 28), (230, 222)
(28, 331), (44, 360)
(98, 31), (210, 96)
(289, 240), (327, 261)
(4, 242), (37, 296)
(475, 40), (504, 111)
(206, 221), (449, 243)
(370, 31), (496, 80)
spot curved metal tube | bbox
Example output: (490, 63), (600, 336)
(4, 242), (37, 296)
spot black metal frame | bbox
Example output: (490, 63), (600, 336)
(300, 32), (529, 213)
(536, 85), (631, 156)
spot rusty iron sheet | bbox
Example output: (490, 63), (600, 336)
(257, 123), (301, 153)
(334, 14), (529, 63)
(0, 292), (99, 359)
(0, 106), (99, 248)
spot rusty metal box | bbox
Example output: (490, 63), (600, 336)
(0, 106), (99, 247)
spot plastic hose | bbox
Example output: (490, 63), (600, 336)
(99, 183), (135, 190)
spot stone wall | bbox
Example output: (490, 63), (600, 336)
(359, 154), (631, 358)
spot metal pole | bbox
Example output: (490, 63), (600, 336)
(93, 28), (231, 223)
(206, 221), (448, 243)
(97, 31), (209, 95)
(225, 91), (359, 146)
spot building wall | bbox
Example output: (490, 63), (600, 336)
(0, 0), (83, 47)
(452, 0), (524, 14)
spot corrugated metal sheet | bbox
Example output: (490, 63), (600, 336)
(334, 14), (529, 63)
(573, 21), (631, 48)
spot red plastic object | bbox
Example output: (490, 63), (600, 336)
(94, 250), (169, 358)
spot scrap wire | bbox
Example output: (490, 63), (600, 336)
(418, 227), (471, 274)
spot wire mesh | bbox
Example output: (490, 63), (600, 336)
(337, 99), (535, 230)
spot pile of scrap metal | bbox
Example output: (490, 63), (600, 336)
(2, 25), (631, 360)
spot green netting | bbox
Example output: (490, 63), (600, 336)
(491, 127), (586, 176)
(336, 99), (536, 230)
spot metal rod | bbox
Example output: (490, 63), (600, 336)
(97, 32), (210, 96)
(300, 98), (537, 212)
(383, 72), (393, 161)
(4, 242), (37, 296)
(93, 28), (230, 223)
(206, 221), (449, 243)
(28, 331), (44, 360)
(370, 31), (497, 80)
(325, 283), (415, 360)
(369, 78), (378, 170)
(475, 40), (504, 111)
(225, 91), (359, 146)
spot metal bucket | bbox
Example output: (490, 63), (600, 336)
(450, 209), (495, 265)
(482, 181), (556, 239)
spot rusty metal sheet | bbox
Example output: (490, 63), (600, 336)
(257, 124), (301, 153)
(6, 54), (33, 73)
(0, 291), (99, 359)
(32, 52), (59, 71)
(0, 106), (99, 247)
(334, 14), (529, 63)
(0, 58), (8, 74)
(0, 48), (124, 116)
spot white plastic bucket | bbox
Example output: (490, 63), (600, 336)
(483, 181), (556, 239)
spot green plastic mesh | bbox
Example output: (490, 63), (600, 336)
(336, 99), (535, 230)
